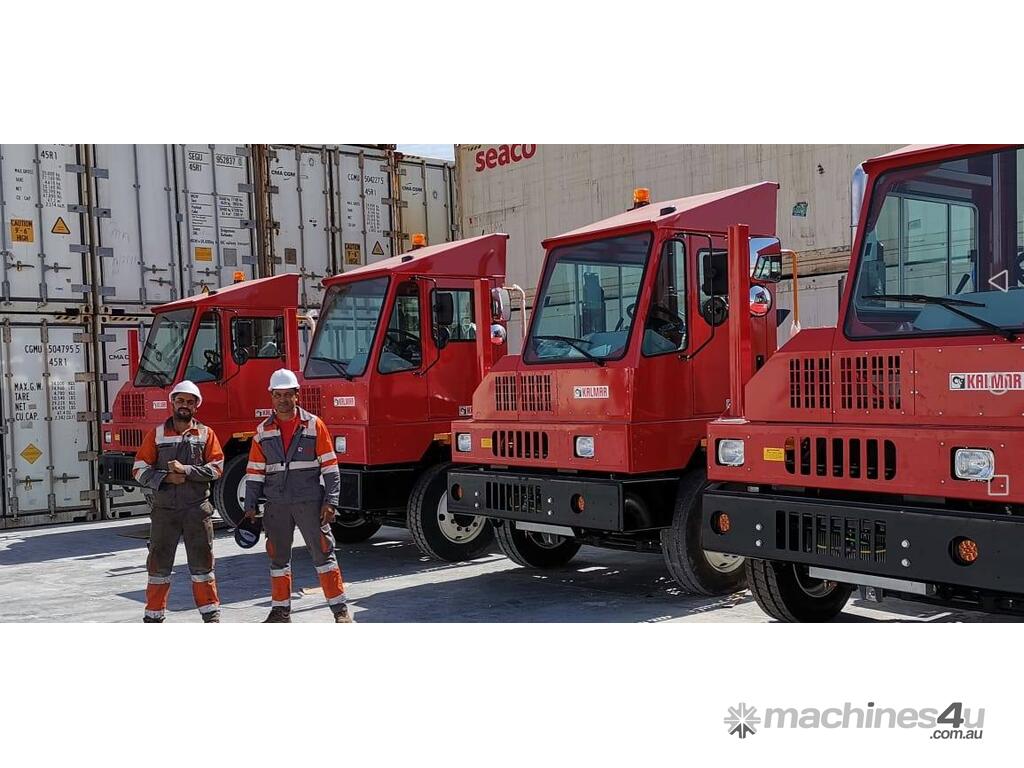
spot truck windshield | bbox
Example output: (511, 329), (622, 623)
(847, 146), (1024, 339)
(305, 276), (389, 378)
(524, 232), (652, 364)
(134, 308), (194, 386)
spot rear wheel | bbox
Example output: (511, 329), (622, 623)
(746, 559), (853, 622)
(213, 453), (248, 527)
(408, 462), (493, 561)
(330, 513), (383, 543)
(494, 521), (581, 568)
(661, 467), (746, 596)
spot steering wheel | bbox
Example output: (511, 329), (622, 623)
(614, 302), (637, 332)
(701, 296), (729, 327)
(204, 349), (222, 375)
(384, 328), (421, 361)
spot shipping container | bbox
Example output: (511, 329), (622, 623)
(776, 271), (844, 346)
(90, 144), (183, 310)
(174, 144), (258, 294)
(330, 145), (395, 267)
(0, 144), (90, 312)
(266, 145), (333, 309)
(395, 154), (456, 250)
(0, 315), (100, 528)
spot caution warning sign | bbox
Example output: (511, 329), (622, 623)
(344, 243), (362, 265)
(195, 246), (213, 262)
(371, 241), (385, 257)
(10, 219), (34, 243)
(20, 442), (43, 465)
(51, 216), (71, 235)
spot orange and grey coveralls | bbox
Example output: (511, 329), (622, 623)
(244, 407), (346, 615)
(133, 419), (225, 621)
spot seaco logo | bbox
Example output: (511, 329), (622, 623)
(474, 144), (537, 172)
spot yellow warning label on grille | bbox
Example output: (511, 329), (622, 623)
(51, 216), (71, 235)
(195, 246), (213, 262)
(763, 447), (786, 462)
(20, 443), (43, 464)
(10, 219), (34, 243)
(480, 437), (492, 449)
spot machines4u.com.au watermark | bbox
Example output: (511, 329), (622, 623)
(724, 701), (984, 740)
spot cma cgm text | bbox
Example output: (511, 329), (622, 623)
(475, 145), (536, 171)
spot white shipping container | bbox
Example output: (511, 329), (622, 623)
(0, 144), (90, 311)
(175, 144), (257, 293)
(267, 145), (333, 309)
(91, 144), (183, 309)
(396, 156), (455, 250)
(331, 146), (394, 267)
(0, 316), (100, 528)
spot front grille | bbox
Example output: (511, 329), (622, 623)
(776, 510), (886, 564)
(121, 392), (146, 420)
(788, 356), (832, 410)
(494, 373), (553, 412)
(495, 374), (518, 411)
(491, 429), (549, 460)
(102, 456), (135, 484)
(485, 480), (544, 515)
(120, 429), (143, 449)
(299, 386), (322, 414)
(839, 354), (902, 411)
(784, 435), (896, 481)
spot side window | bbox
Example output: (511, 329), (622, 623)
(642, 239), (688, 356)
(232, 317), (284, 360)
(698, 247), (729, 327)
(184, 312), (222, 383)
(379, 281), (422, 373)
(433, 289), (476, 342)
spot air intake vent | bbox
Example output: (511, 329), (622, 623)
(121, 392), (146, 420)
(299, 386), (322, 414)
(485, 480), (544, 515)
(784, 435), (896, 481)
(519, 374), (553, 412)
(839, 354), (902, 411)
(491, 429), (549, 460)
(494, 375), (518, 411)
(788, 356), (832, 410)
(776, 510), (886, 564)
(120, 429), (143, 449)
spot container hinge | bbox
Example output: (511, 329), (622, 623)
(96, 247), (114, 258)
(8, 495), (18, 516)
(72, 332), (91, 343)
(65, 163), (87, 174)
(71, 284), (92, 294)
(98, 287), (116, 297)
(98, 373), (118, 382)
(95, 333), (116, 342)
(394, 166), (407, 176)
(100, 411), (113, 421)
(80, 490), (102, 501)
(268, 185), (280, 194)
(235, 146), (251, 158)
(382, 198), (408, 208)
(379, 163), (390, 173)
(69, 244), (90, 254)
(48, 493), (57, 513)
(66, 203), (89, 214)
(240, 220), (256, 229)
(78, 451), (99, 461)
(237, 183), (254, 194)
(1, 325), (10, 344)
(93, 208), (111, 219)
(76, 411), (98, 421)
(74, 373), (94, 383)
(91, 167), (110, 179)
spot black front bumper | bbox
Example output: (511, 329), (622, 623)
(338, 466), (418, 513)
(99, 452), (141, 488)
(447, 468), (625, 530)
(703, 486), (1024, 594)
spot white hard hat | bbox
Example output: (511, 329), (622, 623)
(169, 380), (202, 408)
(268, 368), (300, 391)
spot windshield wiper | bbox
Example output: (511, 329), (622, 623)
(310, 356), (354, 380)
(862, 293), (1018, 341)
(532, 335), (606, 366)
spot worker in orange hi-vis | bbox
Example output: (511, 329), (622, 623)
(244, 368), (352, 623)
(133, 380), (225, 623)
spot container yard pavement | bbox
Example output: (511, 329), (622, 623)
(0, 518), (1015, 623)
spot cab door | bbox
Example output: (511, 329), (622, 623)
(371, 278), (429, 423)
(180, 310), (228, 420)
(427, 280), (479, 421)
(225, 313), (287, 423)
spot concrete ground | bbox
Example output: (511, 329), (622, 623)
(0, 517), (1016, 623)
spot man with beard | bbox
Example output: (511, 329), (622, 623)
(133, 380), (225, 623)
(243, 368), (351, 623)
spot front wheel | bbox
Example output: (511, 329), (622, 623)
(745, 559), (853, 622)
(494, 521), (581, 568)
(213, 453), (248, 528)
(408, 462), (493, 561)
(660, 467), (746, 596)
(330, 513), (383, 543)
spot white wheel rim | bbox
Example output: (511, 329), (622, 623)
(435, 491), (486, 544)
(235, 475), (247, 511)
(704, 550), (744, 574)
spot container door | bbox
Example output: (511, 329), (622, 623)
(176, 144), (257, 294)
(332, 147), (394, 268)
(0, 144), (89, 311)
(1, 317), (98, 527)
(92, 144), (181, 310)
(396, 157), (455, 252)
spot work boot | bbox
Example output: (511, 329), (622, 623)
(263, 607), (291, 623)
(333, 605), (354, 624)
(142, 615), (164, 624)
(202, 612), (221, 623)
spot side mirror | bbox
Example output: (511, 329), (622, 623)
(749, 285), (773, 317)
(434, 292), (455, 326)
(232, 347), (250, 366)
(491, 287), (512, 322)
(433, 325), (451, 350)
(489, 323), (507, 346)
(749, 237), (783, 283)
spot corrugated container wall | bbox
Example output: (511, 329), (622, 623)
(456, 144), (903, 350)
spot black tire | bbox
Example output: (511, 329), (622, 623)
(213, 453), (248, 527)
(745, 558), (853, 622)
(330, 514), (383, 543)
(660, 467), (746, 596)
(408, 462), (493, 561)
(494, 521), (581, 568)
